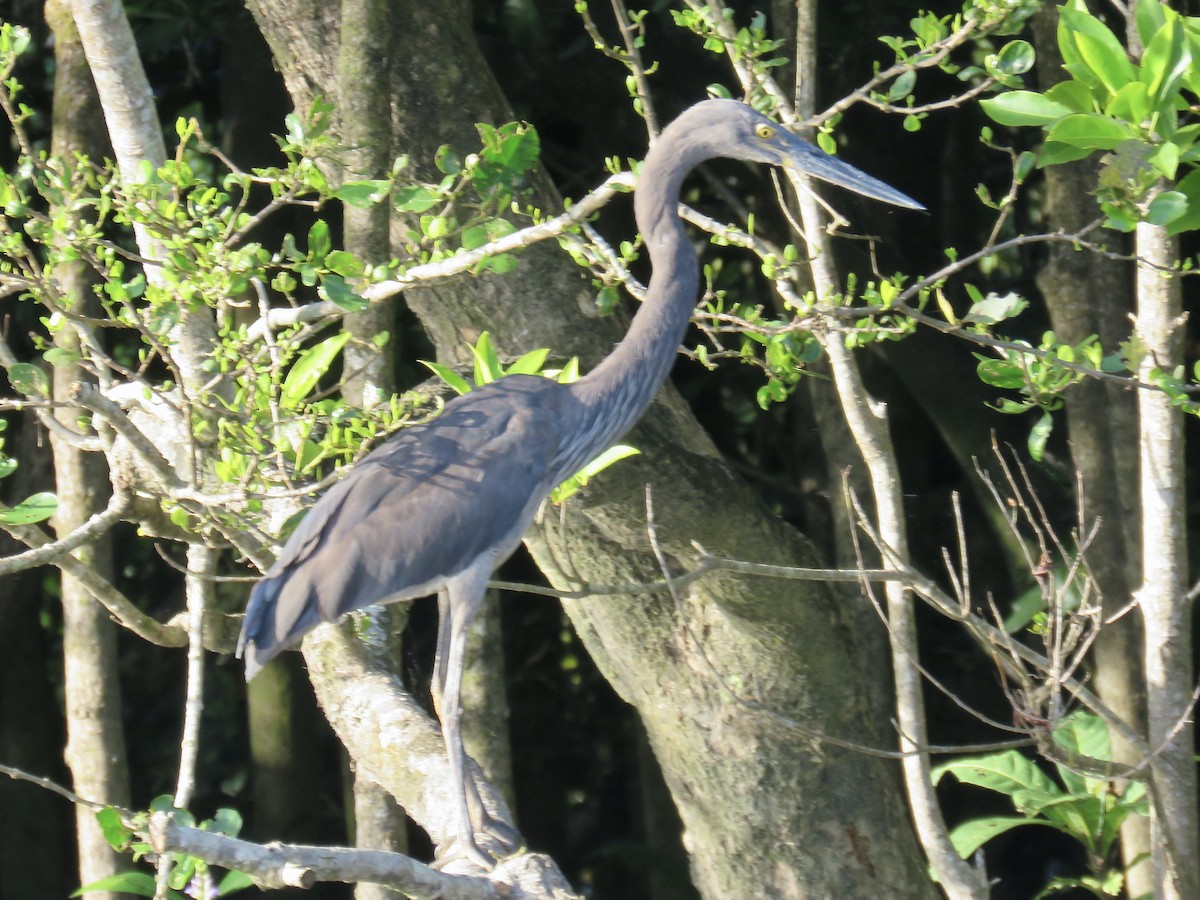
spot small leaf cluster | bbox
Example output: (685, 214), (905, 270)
(390, 121), (541, 276)
(670, 7), (787, 109)
(933, 711), (1147, 898)
(572, 2), (658, 118)
(78, 800), (252, 898)
(982, 0), (1200, 232)
(874, 4), (1036, 133)
(839, 273), (920, 351)
(205, 329), (426, 498)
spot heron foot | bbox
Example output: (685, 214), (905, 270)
(432, 815), (523, 873)
(431, 834), (502, 873)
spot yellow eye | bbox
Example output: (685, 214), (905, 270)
(756, 123), (775, 140)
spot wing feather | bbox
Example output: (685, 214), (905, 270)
(239, 375), (580, 674)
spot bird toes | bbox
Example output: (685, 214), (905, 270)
(431, 834), (500, 873)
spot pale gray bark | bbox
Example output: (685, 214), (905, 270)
(787, 4), (979, 896)
(1133, 220), (1197, 900)
(69, 0), (218, 398)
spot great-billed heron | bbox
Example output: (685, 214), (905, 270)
(238, 98), (922, 867)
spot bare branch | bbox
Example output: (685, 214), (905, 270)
(148, 812), (507, 898)
(0, 491), (128, 575)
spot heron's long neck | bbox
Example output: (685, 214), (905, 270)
(568, 135), (704, 463)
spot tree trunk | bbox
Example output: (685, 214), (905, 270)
(1030, 9), (1149, 893)
(47, 3), (131, 896)
(1133, 219), (1197, 900)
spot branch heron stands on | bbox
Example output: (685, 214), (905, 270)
(237, 98), (923, 867)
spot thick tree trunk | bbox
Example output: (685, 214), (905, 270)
(245, 0), (931, 894)
(1029, 10), (1149, 893)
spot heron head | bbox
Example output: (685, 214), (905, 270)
(690, 99), (925, 212)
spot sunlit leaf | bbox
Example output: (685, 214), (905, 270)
(334, 179), (391, 208)
(71, 871), (158, 898)
(946, 816), (1054, 859)
(981, 91), (1072, 127)
(6, 362), (49, 397)
(1028, 410), (1054, 461)
(0, 492), (57, 525)
(281, 332), (351, 409)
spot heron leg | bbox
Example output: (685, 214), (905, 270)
(430, 562), (505, 870)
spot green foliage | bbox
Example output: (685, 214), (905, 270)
(670, 7), (787, 110)
(0, 491), (58, 525)
(933, 711), (1148, 897)
(388, 121), (541, 275)
(422, 333), (638, 502)
(0, 420), (57, 524)
(982, 0), (1200, 233)
(78, 800), (252, 898)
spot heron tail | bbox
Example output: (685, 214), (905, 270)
(237, 574), (290, 681)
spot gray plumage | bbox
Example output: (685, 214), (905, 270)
(237, 98), (922, 865)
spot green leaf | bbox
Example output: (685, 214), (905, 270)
(1135, 0), (1167, 48)
(1105, 81), (1150, 127)
(1045, 79), (1096, 114)
(435, 144), (462, 175)
(307, 220), (331, 260)
(6, 362), (49, 397)
(421, 359), (473, 395)
(1046, 113), (1136, 151)
(334, 179), (391, 208)
(963, 291), (1028, 325)
(1059, 5), (1136, 97)
(42, 347), (82, 368)
(217, 870), (256, 895)
(981, 91), (1073, 127)
(1147, 190), (1187, 225)
(946, 816), (1054, 859)
(551, 445), (640, 503)
(888, 69), (916, 102)
(1039, 141), (1097, 167)
(1149, 141), (1180, 180)
(1168, 167), (1200, 234)
(281, 332), (351, 409)
(506, 348), (550, 376)
(207, 807), (243, 837)
(393, 185), (442, 213)
(1035, 794), (1105, 846)
(72, 871), (158, 897)
(1052, 710), (1110, 761)
(1140, 15), (1189, 109)
(471, 332), (502, 384)
(931, 749), (1062, 799)
(318, 274), (368, 311)
(1004, 581), (1048, 633)
(95, 807), (131, 850)
(1028, 410), (1053, 461)
(477, 123), (541, 181)
(0, 492), (57, 525)
(994, 40), (1035, 76)
(480, 253), (519, 274)
(976, 358), (1026, 390)
(324, 249), (365, 278)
